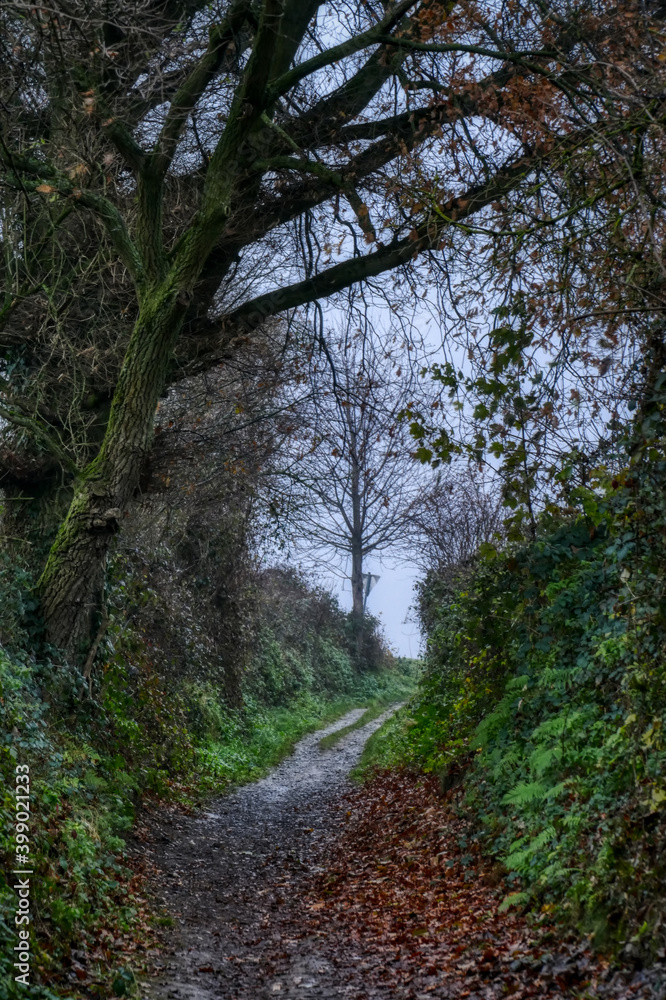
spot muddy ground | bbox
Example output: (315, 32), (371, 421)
(137, 709), (665, 1000)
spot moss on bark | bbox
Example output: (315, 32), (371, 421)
(38, 285), (190, 657)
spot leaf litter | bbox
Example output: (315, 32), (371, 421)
(302, 771), (664, 998)
(140, 717), (664, 1000)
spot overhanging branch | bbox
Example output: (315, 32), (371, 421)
(223, 152), (538, 334)
(149, 0), (251, 181)
(268, 0), (420, 98)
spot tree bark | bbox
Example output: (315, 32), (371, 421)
(348, 422), (364, 620)
(37, 285), (189, 659)
(349, 428), (365, 669)
(350, 529), (364, 620)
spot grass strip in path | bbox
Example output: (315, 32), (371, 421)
(317, 697), (404, 751)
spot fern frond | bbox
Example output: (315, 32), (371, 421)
(498, 891), (530, 913)
(502, 780), (547, 806)
(529, 745), (563, 776)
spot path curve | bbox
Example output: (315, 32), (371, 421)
(141, 706), (398, 1000)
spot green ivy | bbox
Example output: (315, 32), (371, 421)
(390, 475), (666, 956)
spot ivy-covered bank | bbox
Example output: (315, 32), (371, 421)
(0, 556), (413, 999)
(364, 471), (666, 958)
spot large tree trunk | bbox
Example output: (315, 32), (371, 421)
(37, 286), (188, 659)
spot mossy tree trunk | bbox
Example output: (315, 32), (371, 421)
(35, 0), (282, 658)
(37, 287), (190, 655)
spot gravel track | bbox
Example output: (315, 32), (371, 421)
(138, 706), (665, 1000)
(141, 707), (397, 1000)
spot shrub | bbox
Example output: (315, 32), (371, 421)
(402, 480), (666, 955)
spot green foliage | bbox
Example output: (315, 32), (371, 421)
(0, 647), (145, 999)
(0, 544), (34, 650)
(388, 472), (666, 956)
(352, 704), (419, 777)
(245, 568), (391, 705)
(0, 553), (398, 997)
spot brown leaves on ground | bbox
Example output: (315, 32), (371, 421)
(303, 771), (609, 999)
(38, 848), (163, 996)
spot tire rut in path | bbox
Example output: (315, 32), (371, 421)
(141, 707), (397, 1000)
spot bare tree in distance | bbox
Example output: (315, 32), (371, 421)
(281, 334), (432, 620)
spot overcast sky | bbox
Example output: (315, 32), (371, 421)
(326, 557), (423, 659)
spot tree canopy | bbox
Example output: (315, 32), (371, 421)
(0, 0), (661, 654)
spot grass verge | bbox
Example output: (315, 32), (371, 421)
(198, 692), (393, 790)
(349, 704), (415, 781)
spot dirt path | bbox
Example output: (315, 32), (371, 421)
(138, 709), (664, 1000)
(140, 708), (396, 1000)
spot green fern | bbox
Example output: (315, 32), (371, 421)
(498, 891), (530, 913)
(529, 745), (562, 776)
(505, 825), (557, 870)
(543, 780), (569, 800)
(531, 709), (584, 741)
(502, 780), (548, 806)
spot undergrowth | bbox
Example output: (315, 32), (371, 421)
(369, 469), (666, 959)
(0, 554), (407, 999)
